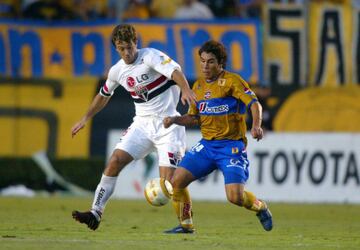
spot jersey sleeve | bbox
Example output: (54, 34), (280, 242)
(99, 66), (119, 97)
(231, 75), (258, 108)
(187, 81), (199, 116)
(143, 48), (181, 79)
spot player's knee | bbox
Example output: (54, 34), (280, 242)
(105, 151), (132, 176)
(170, 168), (192, 189)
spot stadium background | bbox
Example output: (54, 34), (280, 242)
(0, 1), (359, 204)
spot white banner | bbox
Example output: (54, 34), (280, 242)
(107, 131), (360, 203)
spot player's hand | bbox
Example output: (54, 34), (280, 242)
(181, 88), (197, 106)
(71, 120), (86, 138)
(163, 117), (174, 129)
(251, 126), (264, 141)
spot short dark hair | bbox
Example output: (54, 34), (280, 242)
(198, 40), (227, 68)
(111, 24), (137, 46)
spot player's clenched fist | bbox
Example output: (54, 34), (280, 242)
(251, 126), (264, 141)
(163, 117), (175, 129)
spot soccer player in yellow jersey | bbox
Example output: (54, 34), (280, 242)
(163, 40), (273, 233)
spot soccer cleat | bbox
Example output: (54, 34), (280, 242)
(256, 202), (273, 231)
(164, 225), (195, 234)
(72, 210), (101, 230)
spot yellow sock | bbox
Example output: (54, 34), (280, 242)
(172, 188), (193, 229)
(243, 190), (265, 212)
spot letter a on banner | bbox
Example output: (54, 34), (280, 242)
(308, 2), (352, 86)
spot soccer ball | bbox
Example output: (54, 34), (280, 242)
(144, 177), (173, 206)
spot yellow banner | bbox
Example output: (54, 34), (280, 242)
(0, 77), (97, 157)
(0, 20), (263, 83)
(263, 4), (306, 88)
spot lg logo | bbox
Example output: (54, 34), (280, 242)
(127, 74), (149, 88)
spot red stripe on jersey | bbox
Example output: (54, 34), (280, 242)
(129, 75), (167, 97)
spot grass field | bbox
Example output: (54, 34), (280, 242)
(0, 196), (359, 249)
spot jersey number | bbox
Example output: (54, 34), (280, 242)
(191, 143), (204, 152)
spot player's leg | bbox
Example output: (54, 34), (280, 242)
(72, 149), (133, 230)
(166, 166), (196, 233)
(218, 142), (273, 231)
(73, 120), (153, 230)
(224, 183), (273, 231)
(158, 159), (194, 232)
(156, 122), (195, 233)
(163, 140), (216, 233)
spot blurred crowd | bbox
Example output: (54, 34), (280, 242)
(1, 0), (358, 21)
(0, 0), (360, 21)
(2, 0), (354, 21)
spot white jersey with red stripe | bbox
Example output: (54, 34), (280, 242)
(100, 47), (182, 117)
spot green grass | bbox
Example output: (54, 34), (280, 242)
(0, 196), (359, 249)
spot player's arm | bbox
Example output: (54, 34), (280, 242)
(71, 94), (111, 138)
(171, 69), (197, 106)
(230, 75), (264, 141)
(249, 101), (264, 141)
(163, 114), (199, 128)
(144, 48), (196, 105)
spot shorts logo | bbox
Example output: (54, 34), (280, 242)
(120, 128), (131, 142)
(226, 158), (245, 169)
(191, 142), (204, 153)
(232, 147), (239, 154)
(127, 77), (135, 87)
(168, 151), (182, 166)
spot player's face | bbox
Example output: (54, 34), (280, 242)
(115, 40), (138, 64)
(200, 52), (223, 81)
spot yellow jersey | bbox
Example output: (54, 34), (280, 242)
(188, 71), (258, 145)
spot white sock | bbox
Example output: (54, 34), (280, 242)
(91, 174), (117, 215)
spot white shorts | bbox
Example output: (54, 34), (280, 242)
(115, 115), (186, 167)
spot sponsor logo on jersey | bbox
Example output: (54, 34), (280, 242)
(199, 102), (229, 114)
(244, 87), (254, 95)
(136, 74), (149, 83)
(204, 91), (211, 99)
(218, 79), (226, 86)
(127, 76), (135, 87)
(160, 56), (172, 65)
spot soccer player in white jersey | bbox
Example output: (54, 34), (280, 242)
(71, 24), (196, 231)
